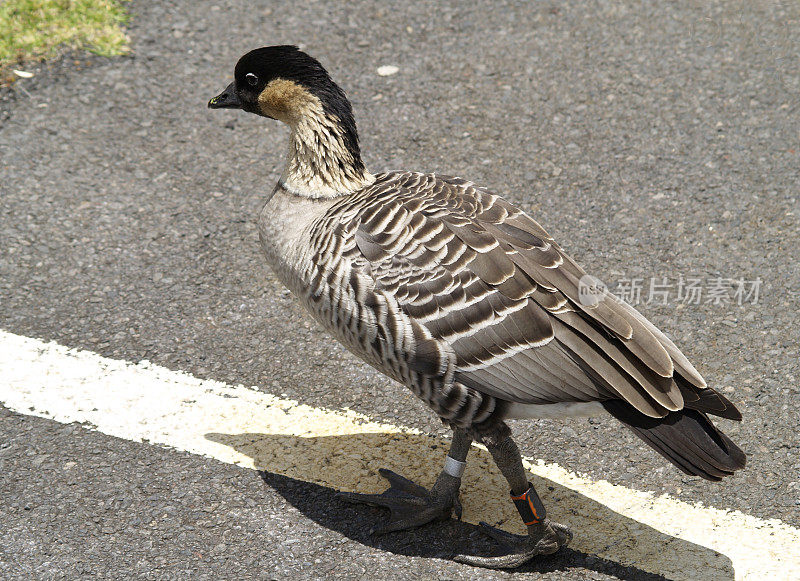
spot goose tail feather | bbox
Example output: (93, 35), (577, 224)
(603, 400), (746, 481)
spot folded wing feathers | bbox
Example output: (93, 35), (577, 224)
(348, 172), (712, 418)
(614, 297), (707, 388)
(675, 374), (742, 421)
(552, 319), (671, 417)
(555, 311), (683, 410)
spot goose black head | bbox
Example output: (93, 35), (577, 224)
(209, 46), (363, 175)
(210, 46), (324, 116)
(209, 45), (354, 122)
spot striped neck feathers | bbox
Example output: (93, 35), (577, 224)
(260, 78), (374, 199)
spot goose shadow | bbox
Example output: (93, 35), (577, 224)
(205, 431), (734, 580)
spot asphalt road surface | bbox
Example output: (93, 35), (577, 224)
(1, 0), (799, 579)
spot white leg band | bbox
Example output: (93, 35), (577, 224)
(443, 455), (466, 478)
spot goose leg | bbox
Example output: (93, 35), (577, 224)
(337, 429), (472, 533)
(455, 424), (572, 568)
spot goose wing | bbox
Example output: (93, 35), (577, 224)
(337, 171), (732, 419)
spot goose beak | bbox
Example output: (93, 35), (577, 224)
(208, 82), (242, 109)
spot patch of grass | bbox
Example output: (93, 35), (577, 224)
(0, 0), (129, 80)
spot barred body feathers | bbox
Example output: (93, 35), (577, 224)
(212, 45), (744, 483)
(258, 171), (743, 454)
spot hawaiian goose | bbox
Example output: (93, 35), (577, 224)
(209, 46), (745, 568)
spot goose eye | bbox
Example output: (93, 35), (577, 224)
(245, 73), (259, 86)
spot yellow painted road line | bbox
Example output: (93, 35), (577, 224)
(0, 329), (797, 580)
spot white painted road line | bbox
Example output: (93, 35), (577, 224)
(0, 329), (798, 580)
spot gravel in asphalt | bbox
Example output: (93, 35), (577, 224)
(1, 0), (798, 578)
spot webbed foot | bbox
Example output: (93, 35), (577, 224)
(337, 468), (462, 534)
(454, 518), (572, 569)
